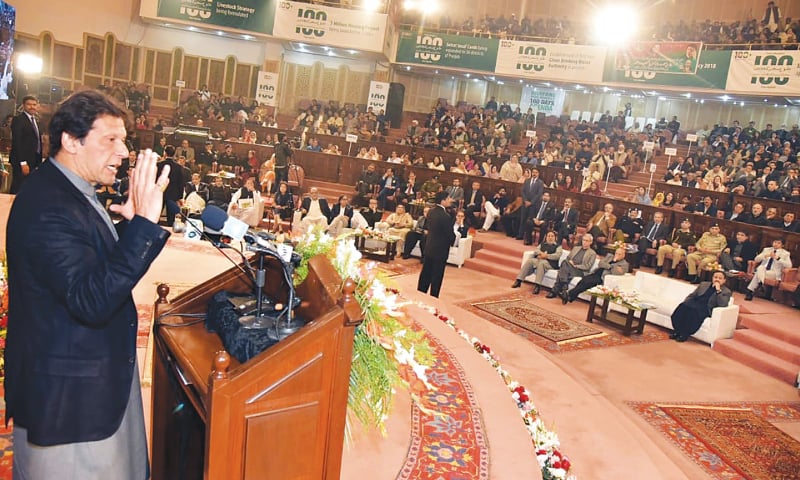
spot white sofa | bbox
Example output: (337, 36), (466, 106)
(603, 271), (738, 346)
(410, 236), (473, 268)
(520, 249), (600, 299)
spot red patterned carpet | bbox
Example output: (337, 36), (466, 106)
(629, 401), (800, 479)
(459, 293), (672, 354)
(398, 323), (489, 479)
(472, 299), (604, 343)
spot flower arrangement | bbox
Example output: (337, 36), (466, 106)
(418, 304), (576, 480)
(353, 228), (400, 243)
(0, 256), (7, 380)
(587, 285), (643, 309)
(292, 228), (433, 436)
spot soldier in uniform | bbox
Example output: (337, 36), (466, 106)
(612, 207), (644, 245)
(655, 218), (697, 277)
(686, 223), (728, 284)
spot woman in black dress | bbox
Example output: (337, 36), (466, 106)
(272, 181), (295, 220)
(670, 270), (732, 342)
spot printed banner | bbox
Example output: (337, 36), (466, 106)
(255, 71), (278, 106)
(602, 50), (730, 90)
(495, 40), (606, 83)
(726, 50), (800, 95)
(367, 81), (389, 112)
(395, 31), (498, 72)
(519, 86), (565, 116)
(613, 41), (702, 75)
(272, 0), (387, 52)
(156, 0), (276, 34)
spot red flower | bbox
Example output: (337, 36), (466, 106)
(536, 449), (547, 456)
(482, 344), (490, 354)
(518, 393), (529, 403)
(552, 461), (562, 469)
(438, 314), (448, 321)
(562, 459), (571, 470)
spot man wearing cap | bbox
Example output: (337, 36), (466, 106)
(686, 223), (727, 284)
(612, 208), (644, 245)
(655, 218), (697, 276)
(217, 143), (241, 169)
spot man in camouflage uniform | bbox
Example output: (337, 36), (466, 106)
(686, 223), (727, 284)
(655, 218), (697, 277)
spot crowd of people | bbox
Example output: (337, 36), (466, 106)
(405, 1), (799, 48)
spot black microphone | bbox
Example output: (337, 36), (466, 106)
(201, 205), (277, 245)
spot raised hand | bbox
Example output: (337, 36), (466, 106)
(109, 149), (169, 223)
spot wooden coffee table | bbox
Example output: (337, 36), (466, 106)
(355, 235), (398, 263)
(585, 292), (651, 336)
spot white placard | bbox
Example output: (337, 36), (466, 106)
(495, 40), (607, 83)
(519, 85), (565, 116)
(643, 141), (655, 151)
(175, 80), (186, 88)
(685, 133), (698, 142)
(664, 147), (677, 156)
(525, 130), (536, 138)
(649, 163), (657, 173)
(273, 0), (388, 52)
(367, 80), (389, 113)
(726, 50), (800, 95)
(346, 134), (359, 143)
(255, 71), (279, 107)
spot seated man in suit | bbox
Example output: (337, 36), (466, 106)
(452, 210), (469, 243)
(207, 176), (232, 210)
(402, 205), (430, 259)
(184, 172), (209, 203)
(327, 194), (355, 237)
(299, 187), (331, 231)
(547, 233), (597, 300)
(352, 197), (383, 230)
(744, 239), (793, 301)
(354, 163), (381, 207)
(554, 197), (579, 246)
(462, 180), (485, 228)
(376, 167), (399, 210)
(586, 203), (617, 249)
(719, 230), (758, 274)
(692, 195), (718, 217)
(524, 191), (555, 246)
(511, 231), (563, 294)
(636, 211), (669, 267)
(565, 245), (629, 303)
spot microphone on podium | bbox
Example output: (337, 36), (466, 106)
(200, 205), (277, 246)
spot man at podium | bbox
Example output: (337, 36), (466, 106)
(5, 90), (172, 479)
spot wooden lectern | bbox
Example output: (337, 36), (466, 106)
(150, 255), (362, 479)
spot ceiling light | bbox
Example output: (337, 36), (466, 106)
(592, 6), (637, 45)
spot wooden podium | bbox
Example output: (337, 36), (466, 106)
(150, 255), (362, 479)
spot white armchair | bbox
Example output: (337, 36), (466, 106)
(410, 235), (472, 267)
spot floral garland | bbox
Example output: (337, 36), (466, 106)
(292, 228), (433, 437)
(0, 256), (7, 380)
(413, 302), (576, 480)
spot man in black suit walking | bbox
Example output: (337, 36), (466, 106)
(10, 95), (43, 193)
(417, 191), (455, 298)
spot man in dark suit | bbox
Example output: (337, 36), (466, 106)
(402, 205), (430, 259)
(636, 211), (670, 267)
(327, 194), (355, 237)
(719, 230), (759, 273)
(10, 95), (43, 193)
(5, 91), (170, 477)
(185, 172), (210, 202)
(417, 191), (455, 298)
(517, 167), (544, 240)
(158, 145), (184, 226)
(554, 197), (579, 246)
(524, 191), (555, 245)
(462, 180), (485, 228)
